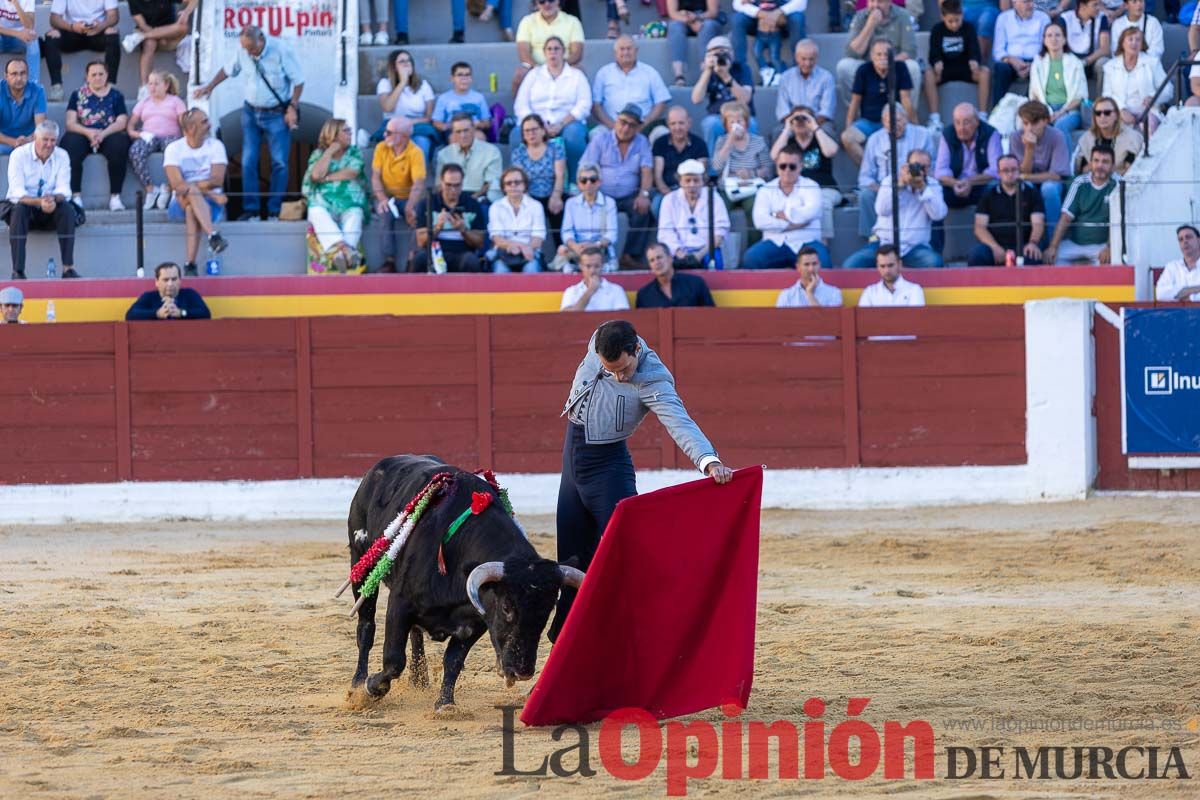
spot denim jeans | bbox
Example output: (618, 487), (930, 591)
(962, 2), (1000, 38)
(391, 0), (408, 34)
(1049, 104), (1082, 136)
(844, 241), (943, 268)
(0, 34), (39, 86)
(491, 252), (543, 272)
(742, 238), (831, 269)
(1039, 180), (1062, 246)
(241, 103), (291, 215)
(732, 11), (806, 71)
(991, 59), (1030, 106)
(667, 19), (723, 66)
(485, 0), (513, 29)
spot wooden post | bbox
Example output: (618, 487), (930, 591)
(840, 307), (861, 468)
(114, 322), (132, 481)
(476, 315), (493, 468)
(295, 318), (314, 478)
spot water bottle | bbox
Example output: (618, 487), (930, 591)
(45, 299), (56, 323)
(46, 257), (56, 278)
(488, 72), (497, 93)
(711, 247), (724, 271)
(431, 241), (448, 274)
(205, 246), (222, 276)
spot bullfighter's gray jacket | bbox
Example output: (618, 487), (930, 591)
(561, 332), (719, 472)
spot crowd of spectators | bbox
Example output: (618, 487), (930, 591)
(1, 0), (1200, 296)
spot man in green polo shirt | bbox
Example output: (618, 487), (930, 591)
(434, 113), (503, 205)
(1045, 143), (1118, 266)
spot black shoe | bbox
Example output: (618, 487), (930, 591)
(61, 267), (80, 278)
(449, 30), (464, 43)
(829, 21), (843, 32)
(394, 32), (408, 44)
(208, 231), (228, 253)
(184, 262), (198, 276)
(10, 270), (25, 280)
(237, 211), (258, 221)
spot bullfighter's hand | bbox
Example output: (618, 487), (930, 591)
(705, 462), (733, 484)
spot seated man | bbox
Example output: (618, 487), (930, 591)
(836, 0), (922, 104)
(163, 108), (229, 277)
(0, 56), (46, 155)
(990, 0), (1050, 105)
(1044, 143), (1119, 265)
(841, 38), (917, 167)
(0, 284), (23, 323)
(857, 104), (931, 239)
(636, 242), (716, 308)
(776, 245), (843, 307)
(591, 36), (670, 136)
(1009, 100), (1070, 242)
(652, 106), (708, 215)
(371, 117), (425, 273)
(410, 163), (486, 273)
(775, 39), (837, 133)
(580, 104), (654, 270)
(845, 148), (947, 268)
(42, 0), (121, 101)
(969, 153), (1045, 265)
(1061, 0), (1110, 78)
(434, 113), (502, 205)
(745, 145), (829, 268)
(431, 62), (490, 142)
(1155, 225), (1200, 303)
(924, 0), (990, 128)
(934, 102), (1000, 209)
(557, 162), (618, 272)
(858, 243), (926, 306)
(512, 0), (584, 93)
(122, 0), (195, 90)
(560, 247), (629, 312)
(125, 261), (211, 320)
(0, 2), (40, 87)
(656, 158), (730, 270)
(3, 120), (78, 279)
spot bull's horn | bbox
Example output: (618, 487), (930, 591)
(559, 566), (585, 589)
(466, 562), (505, 616)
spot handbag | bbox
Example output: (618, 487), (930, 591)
(279, 198), (307, 220)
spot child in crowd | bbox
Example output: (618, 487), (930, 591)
(431, 61), (492, 143)
(924, 0), (990, 129)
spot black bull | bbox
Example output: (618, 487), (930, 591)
(347, 455), (584, 709)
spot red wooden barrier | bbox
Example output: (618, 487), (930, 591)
(0, 308), (1028, 485)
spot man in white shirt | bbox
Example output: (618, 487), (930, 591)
(656, 158), (730, 269)
(857, 104), (931, 238)
(858, 244), (926, 307)
(745, 144), (828, 268)
(560, 247), (629, 311)
(163, 108), (230, 277)
(1061, 0), (1110, 77)
(0, 0), (40, 87)
(777, 245), (843, 307)
(4, 120), (77, 278)
(42, 0), (120, 100)
(847, 148), (948, 268)
(1155, 224), (1200, 303)
(991, 0), (1050, 105)
(591, 36), (670, 136)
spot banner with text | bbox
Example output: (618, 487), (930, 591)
(1121, 307), (1200, 454)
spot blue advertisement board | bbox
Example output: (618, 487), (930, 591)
(1122, 308), (1200, 454)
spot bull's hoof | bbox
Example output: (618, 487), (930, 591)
(365, 674), (392, 698)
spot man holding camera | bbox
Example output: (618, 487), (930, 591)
(845, 148), (947, 268)
(410, 163), (486, 273)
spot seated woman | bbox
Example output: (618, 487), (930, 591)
(127, 70), (185, 211)
(60, 61), (130, 210)
(1029, 21), (1087, 136)
(510, 114), (566, 247)
(711, 101), (772, 223)
(1071, 95), (1143, 175)
(302, 118), (370, 274)
(513, 36), (591, 184)
(487, 166), (547, 273)
(1102, 27), (1170, 137)
(376, 49), (436, 160)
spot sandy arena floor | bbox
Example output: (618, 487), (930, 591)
(1, 496), (1198, 798)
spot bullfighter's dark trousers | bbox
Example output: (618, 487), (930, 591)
(549, 422), (636, 642)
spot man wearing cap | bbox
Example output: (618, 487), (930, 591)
(690, 36), (755, 156)
(656, 158), (730, 270)
(4, 119), (78, 279)
(0, 285), (24, 323)
(591, 36), (670, 138)
(580, 103), (655, 270)
(125, 261), (212, 321)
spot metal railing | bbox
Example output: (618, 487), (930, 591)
(1137, 53), (1200, 157)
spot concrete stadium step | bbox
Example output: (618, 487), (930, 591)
(12, 217), (308, 278)
(0, 153), (168, 210)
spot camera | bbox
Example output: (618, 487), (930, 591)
(715, 53), (729, 67)
(906, 163), (924, 177)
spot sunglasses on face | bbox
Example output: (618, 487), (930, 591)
(777, 162), (799, 171)
(538, 0), (557, 5)
(503, 179), (525, 187)
(1094, 108), (1116, 116)
(578, 176), (599, 184)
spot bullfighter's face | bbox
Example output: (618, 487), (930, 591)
(600, 348), (640, 383)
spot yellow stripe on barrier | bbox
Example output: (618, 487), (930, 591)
(16, 284), (1135, 323)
